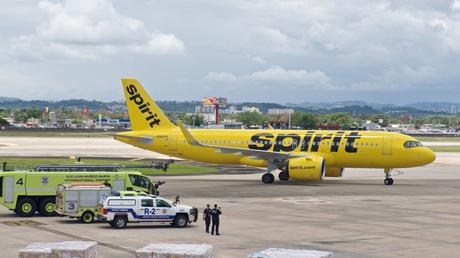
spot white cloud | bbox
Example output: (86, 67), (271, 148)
(253, 27), (309, 53)
(452, 0), (460, 11)
(205, 72), (238, 82)
(9, 0), (185, 60)
(129, 33), (185, 55)
(429, 19), (447, 33)
(2, 0), (460, 102)
(205, 66), (330, 86)
(251, 56), (268, 65)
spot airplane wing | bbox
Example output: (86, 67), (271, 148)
(177, 122), (309, 161)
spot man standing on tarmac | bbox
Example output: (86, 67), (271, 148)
(203, 204), (212, 233)
(211, 204), (222, 235)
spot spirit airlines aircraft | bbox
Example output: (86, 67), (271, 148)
(115, 78), (436, 185)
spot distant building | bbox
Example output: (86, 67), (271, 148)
(26, 118), (40, 128)
(49, 112), (57, 126)
(222, 119), (243, 129)
(220, 105), (241, 114)
(93, 118), (131, 129)
(450, 105), (457, 114)
(362, 120), (381, 131)
(195, 105), (215, 114)
(242, 106), (261, 113)
(267, 108), (294, 115)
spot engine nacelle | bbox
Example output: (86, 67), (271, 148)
(287, 157), (325, 181)
(325, 167), (344, 177)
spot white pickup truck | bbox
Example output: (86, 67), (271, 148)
(99, 195), (198, 229)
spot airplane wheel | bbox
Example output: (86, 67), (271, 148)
(278, 171), (289, 181)
(384, 178), (394, 185)
(262, 173), (275, 184)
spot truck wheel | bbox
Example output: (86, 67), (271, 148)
(16, 198), (37, 217)
(113, 216), (127, 229)
(80, 211), (95, 223)
(38, 198), (56, 216)
(174, 214), (188, 228)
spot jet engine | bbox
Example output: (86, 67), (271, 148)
(287, 157), (325, 181)
(325, 167), (344, 177)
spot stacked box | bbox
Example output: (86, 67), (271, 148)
(18, 241), (97, 258)
(135, 243), (213, 258)
(18, 243), (52, 258)
(247, 248), (333, 258)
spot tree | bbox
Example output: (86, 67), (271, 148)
(321, 112), (355, 129)
(291, 112), (318, 129)
(0, 118), (9, 127)
(182, 114), (205, 127)
(237, 112), (268, 127)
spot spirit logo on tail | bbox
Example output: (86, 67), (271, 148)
(126, 84), (161, 127)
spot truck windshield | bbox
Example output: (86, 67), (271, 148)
(129, 174), (151, 189)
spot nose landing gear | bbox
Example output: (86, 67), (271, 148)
(384, 168), (394, 185)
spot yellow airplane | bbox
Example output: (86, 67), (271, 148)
(115, 78), (436, 185)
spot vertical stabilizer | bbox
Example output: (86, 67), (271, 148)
(122, 78), (176, 131)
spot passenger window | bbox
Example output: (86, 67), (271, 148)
(156, 199), (172, 208)
(0, 177), (2, 197)
(141, 199), (154, 207)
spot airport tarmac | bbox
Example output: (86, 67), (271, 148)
(0, 136), (170, 159)
(0, 162), (459, 258)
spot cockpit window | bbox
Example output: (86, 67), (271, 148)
(404, 141), (423, 148)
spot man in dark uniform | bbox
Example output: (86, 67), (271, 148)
(211, 204), (222, 235)
(203, 204), (212, 233)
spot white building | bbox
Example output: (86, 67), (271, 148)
(242, 106), (261, 113)
(49, 111), (57, 126)
(267, 108), (294, 115)
(362, 120), (381, 131)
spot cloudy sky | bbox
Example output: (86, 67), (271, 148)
(1, 0), (460, 104)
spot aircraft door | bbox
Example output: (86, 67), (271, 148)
(382, 136), (392, 155)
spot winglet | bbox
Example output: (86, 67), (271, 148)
(177, 121), (201, 146)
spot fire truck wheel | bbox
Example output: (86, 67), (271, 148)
(39, 198), (56, 216)
(80, 211), (95, 223)
(16, 198), (37, 217)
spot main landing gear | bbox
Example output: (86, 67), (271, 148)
(262, 173), (275, 184)
(278, 168), (289, 181)
(384, 168), (394, 185)
(262, 163), (289, 184)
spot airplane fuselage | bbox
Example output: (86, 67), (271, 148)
(116, 128), (435, 170)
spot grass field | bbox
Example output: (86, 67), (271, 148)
(0, 157), (218, 175)
(416, 136), (460, 142)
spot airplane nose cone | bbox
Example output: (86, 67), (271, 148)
(423, 147), (436, 165)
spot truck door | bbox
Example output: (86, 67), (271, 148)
(139, 198), (155, 220)
(64, 190), (78, 213)
(3, 176), (14, 203)
(155, 198), (175, 222)
(113, 180), (125, 191)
